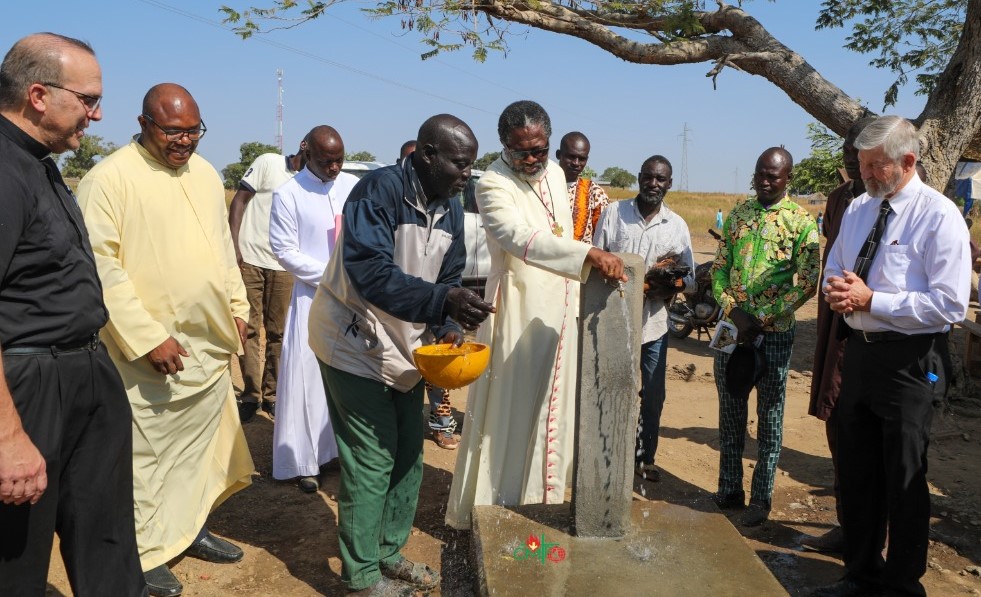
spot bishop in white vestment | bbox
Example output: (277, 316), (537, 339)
(446, 155), (595, 529)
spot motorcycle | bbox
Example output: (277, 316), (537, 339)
(667, 229), (722, 340)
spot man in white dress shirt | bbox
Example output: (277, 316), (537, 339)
(268, 125), (358, 492)
(819, 115), (971, 597)
(593, 155), (693, 482)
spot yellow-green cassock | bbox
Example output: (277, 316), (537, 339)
(77, 140), (253, 571)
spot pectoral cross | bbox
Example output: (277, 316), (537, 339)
(551, 222), (564, 237)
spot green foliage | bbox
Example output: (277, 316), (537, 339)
(474, 151), (500, 171)
(60, 135), (117, 179)
(817, 0), (966, 108)
(602, 166), (637, 188)
(222, 141), (279, 189)
(581, 165), (598, 179)
(222, 1), (707, 62)
(788, 123), (843, 196)
(346, 150), (377, 161)
(221, 0), (966, 112)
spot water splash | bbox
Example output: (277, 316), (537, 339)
(501, 538), (521, 557)
(625, 540), (657, 562)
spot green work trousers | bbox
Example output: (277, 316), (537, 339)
(318, 361), (425, 591)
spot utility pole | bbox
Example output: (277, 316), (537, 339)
(733, 167), (739, 195)
(275, 69), (284, 153)
(678, 123), (691, 191)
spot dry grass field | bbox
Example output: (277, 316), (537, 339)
(603, 186), (981, 244)
(607, 187), (823, 231)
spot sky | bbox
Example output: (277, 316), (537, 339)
(4, 0), (928, 193)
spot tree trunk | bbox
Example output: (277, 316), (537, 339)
(915, 0), (981, 186)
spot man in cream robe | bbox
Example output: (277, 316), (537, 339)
(446, 101), (624, 529)
(78, 84), (253, 595)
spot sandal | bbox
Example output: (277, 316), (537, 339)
(347, 577), (421, 596)
(379, 557), (440, 591)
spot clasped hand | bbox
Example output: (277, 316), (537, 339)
(824, 271), (873, 314)
(445, 287), (496, 331)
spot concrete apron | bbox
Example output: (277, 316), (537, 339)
(471, 501), (787, 596)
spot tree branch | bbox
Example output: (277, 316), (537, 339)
(473, 1), (867, 134)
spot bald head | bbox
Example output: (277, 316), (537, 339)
(0, 33), (95, 110)
(138, 83), (203, 169)
(559, 132), (588, 153)
(417, 114), (475, 150)
(0, 33), (102, 153)
(754, 147), (793, 206)
(399, 139), (416, 161)
(413, 114), (478, 201)
(757, 147), (793, 171)
(308, 125), (342, 149)
(305, 124), (345, 182)
(556, 131), (591, 183)
(142, 83), (198, 120)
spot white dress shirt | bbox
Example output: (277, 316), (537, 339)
(593, 199), (695, 343)
(823, 175), (971, 333)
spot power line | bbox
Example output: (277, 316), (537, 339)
(320, 10), (532, 100)
(137, 0), (494, 115)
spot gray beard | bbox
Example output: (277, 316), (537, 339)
(637, 191), (664, 210)
(503, 151), (548, 183)
(864, 170), (903, 198)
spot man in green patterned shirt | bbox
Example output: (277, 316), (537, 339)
(710, 147), (820, 527)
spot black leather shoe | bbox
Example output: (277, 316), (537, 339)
(800, 526), (844, 553)
(740, 501), (771, 527)
(298, 476), (319, 493)
(261, 401), (276, 418)
(237, 400), (258, 424)
(185, 531), (244, 563)
(712, 490), (746, 510)
(811, 577), (882, 597)
(145, 564), (182, 597)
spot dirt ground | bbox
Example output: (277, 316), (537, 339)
(47, 237), (981, 596)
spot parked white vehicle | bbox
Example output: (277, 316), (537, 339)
(459, 171), (490, 295)
(462, 212), (490, 294)
(341, 160), (387, 179)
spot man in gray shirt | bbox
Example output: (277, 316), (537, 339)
(593, 155), (694, 482)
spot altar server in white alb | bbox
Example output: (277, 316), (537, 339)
(269, 125), (358, 492)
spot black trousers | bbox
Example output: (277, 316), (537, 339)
(837, 332), (948, 597)
(0, 345), (146, 597)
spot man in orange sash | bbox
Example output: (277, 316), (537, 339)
(556, 132), (609, 244)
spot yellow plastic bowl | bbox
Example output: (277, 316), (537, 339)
(412, 342), (490, 390)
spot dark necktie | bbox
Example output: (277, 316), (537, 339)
(852, 201), (892, 281)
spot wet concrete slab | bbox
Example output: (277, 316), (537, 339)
(471, 501), (787, 596)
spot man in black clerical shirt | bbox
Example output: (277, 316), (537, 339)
(0, 33), (146, 597)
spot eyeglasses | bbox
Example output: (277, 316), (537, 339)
(506, 144), (549, 161)
(142, 113), (207, 141)
(42, 82), (101, 114)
